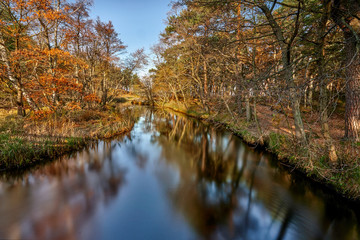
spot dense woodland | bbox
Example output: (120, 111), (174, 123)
(147, 0), (360, 166)
(0, 0), (148, 116)
(1, 1), (360, 236)
(0, 0), (360, 182)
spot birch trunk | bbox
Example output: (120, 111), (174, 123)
(0, 33), (38, 111)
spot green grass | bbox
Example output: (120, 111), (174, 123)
(0, 134), (86, 170)
(267, 132), (287, 153)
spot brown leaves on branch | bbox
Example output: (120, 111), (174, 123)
(0, 0), (127, 115)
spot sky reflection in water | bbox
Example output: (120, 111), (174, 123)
(0, 107), (359, 240)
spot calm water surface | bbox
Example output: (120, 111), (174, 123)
(0, 107), (359, 240)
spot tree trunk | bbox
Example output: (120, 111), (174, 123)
(344, 31), (360, 141)
(0, 33), (38, 111)
(16, 90), (25, 117)
(236, 3), (243, 115)
(253, 100), (264, 145)
(330, 0), (360, 141)
(101, 72), (108, 106)
(317, 0), (338, 162)
(308, 77), (314, 108)
(203, 59), (208, 98)
(245, 94), (252, 122)
(259, 3), (307, 143)
(101, 89), (108, 106)
(284, 59), (306, 142)
(291, 91), (307, 142)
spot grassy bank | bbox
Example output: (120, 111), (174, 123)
(0, 133), (86, 170)
(0, 106), (136, 170)
(161, 101), (360, 202)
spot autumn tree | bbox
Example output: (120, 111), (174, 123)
(0, 0), (39, 115)
(66, 0), (93, 101)
(0, 0), (127, 114)
(120, 48), (148, 92)
(94, 18), (125, 106)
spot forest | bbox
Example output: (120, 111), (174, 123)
(0, 1), (360, 239)
(0, 0), (360, 198)
(146, 0), (360, 198)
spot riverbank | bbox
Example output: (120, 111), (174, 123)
(0, 106), (136, 170)
(160, 101), (360, 202)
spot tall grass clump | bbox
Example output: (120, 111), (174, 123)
(0, 134), (86, 170)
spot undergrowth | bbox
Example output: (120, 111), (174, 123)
(0, 106), (137, 170)
(0, 133), (85, 170)
(160, 100), (360, 201)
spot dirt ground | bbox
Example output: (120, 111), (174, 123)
(252, 104), (345, 141)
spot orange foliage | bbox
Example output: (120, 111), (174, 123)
(65, 101), (81, 111)
(9, 47), (85, 110)
(30, 109), (55, 120)
(1, 0), (126, 113)
(83, 94), (101, 103)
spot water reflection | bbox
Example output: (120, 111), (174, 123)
(0, 107), (359, 240)
(0, 138), (131, 240)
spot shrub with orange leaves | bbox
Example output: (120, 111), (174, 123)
(65, 101), (81, 111)
(83, 94), (101, 103)
(30, 110), (55, 120)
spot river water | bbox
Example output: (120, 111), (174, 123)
(0, 107), (359, 240)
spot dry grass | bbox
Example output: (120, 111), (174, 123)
(22, 107), (136, 139)
(0, 106), (137, 170)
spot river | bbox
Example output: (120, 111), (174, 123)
(0, 107), (359, 240)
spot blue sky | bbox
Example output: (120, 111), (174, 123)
(91, 0), (171, 60)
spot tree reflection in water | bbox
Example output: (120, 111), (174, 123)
(0, 137), (130, 240)
(147, 109), (359, 240)
(0, 107), (358, 240)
